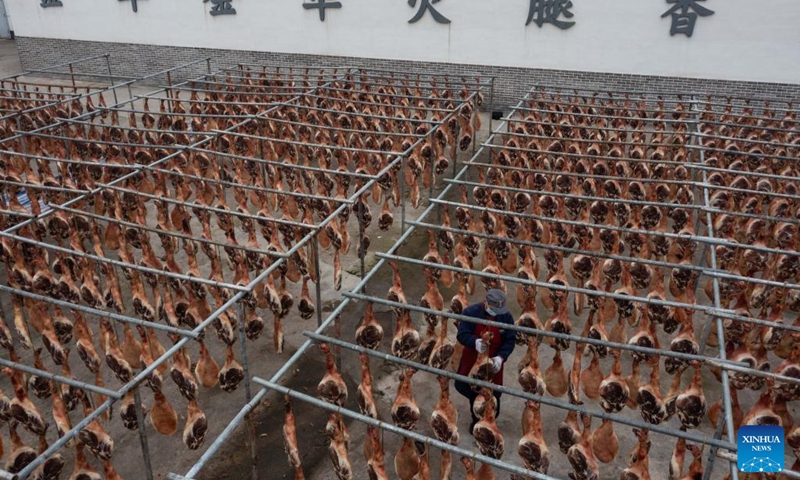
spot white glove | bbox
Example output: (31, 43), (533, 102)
(490, 356), (503, 374)
(474, 339), (487, 354)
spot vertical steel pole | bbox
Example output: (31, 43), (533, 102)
(358, 212), (365, 280)
(105, 54), (119, 104)
(69, 63), (76, 89)
(237, 300), (258, 480)
(237, 302), (252, 402)
(166, 71), (174, 113)
(488, 77), (495, 132)
(400, 152), (407, 234)
(133, 386), (155, 480)
(313, 236), (323, 328)
(206, 58), (212, 75)
(690, 95), (739, 480)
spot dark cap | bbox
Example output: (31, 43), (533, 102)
(486, 289), (509, 315)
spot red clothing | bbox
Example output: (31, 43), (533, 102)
(457, 315), (505, 385)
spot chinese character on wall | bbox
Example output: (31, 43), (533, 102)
(303, 0), (342, 21)
(662, 0), (714, 37)
(40, 0), (63, 7)
(526, 0), (575, 29)
(408, 0), (450, 24)
(204, 0), (236, 16)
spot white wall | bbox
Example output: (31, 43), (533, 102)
(6, 0), (800, 84)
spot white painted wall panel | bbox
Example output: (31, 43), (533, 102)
(6, 0), (800, 84)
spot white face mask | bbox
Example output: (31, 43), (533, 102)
(486, 308), (497, 317)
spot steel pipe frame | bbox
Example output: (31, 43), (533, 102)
(309, 83), (479, 105)
(499, 115), (692, 138)
(413, 205), (800, 300)
(449, 172), (800, 237)
(252, 114), (430, 138)
(449, 176), (704, 212)
(0, 357), (122, 399)
(184, 145), (374, 181)
(96, 182), (320, 232)
(175, 93), (488, 480)
(693, 114), (800, 133)
(698, 95), (800, 113)
(0, 283), (199, 339)
(303, 330), (741, 450)
(174, 82), (333, 97)
(343, 289), (754, 372)
(389, 223), (800, 336)
(103, 106), (254, 120)
(51, 116), (216, 136)
(482, 139), (794, 183)
(528, 82), (799, 113)
(529, 82), (692, 99)
(349, 67), (495, 88)
(172, 182), (438, 480)
(1, 61), (351, 479)
(479, 141), (695, 169)
(689, 96), (739, 480)
(515, 102), (696, 123)
(256, 377), (565, 480)
(261, 101), (446, 126)
(169, 97), (485, 480)
(171, 148), (424, 480)
(684, 141), (800, 163)
(0, 227), (249, 292)
(52, 203), (291, 260)
(15, 251), (292, 479)
(103, 66), (440, 480)
(0, 58), (214, 142)
(429, 180), (800, 262)
(174, 86), (788, 480)
(688, 128), (800, 151)
(139, 163), (352, 205)
(301, 90), (461, 113)
(135, 91), (289, 108)
(209, 127), (414, 157)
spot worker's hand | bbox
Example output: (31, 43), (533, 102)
(474, 339), (487, 354)
(490, 356), (503, 374)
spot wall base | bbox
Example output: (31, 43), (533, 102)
(16, 36), (800, 108)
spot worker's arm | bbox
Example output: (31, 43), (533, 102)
(456, 304), (481, 348)
(495, 314), (517, 361)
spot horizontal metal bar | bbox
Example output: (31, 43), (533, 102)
(0, 357), (122, 399)
(0, 283), (199, 339)
(29, 53), (110, 73)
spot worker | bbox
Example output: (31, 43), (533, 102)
(454, 289), (516, 432)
